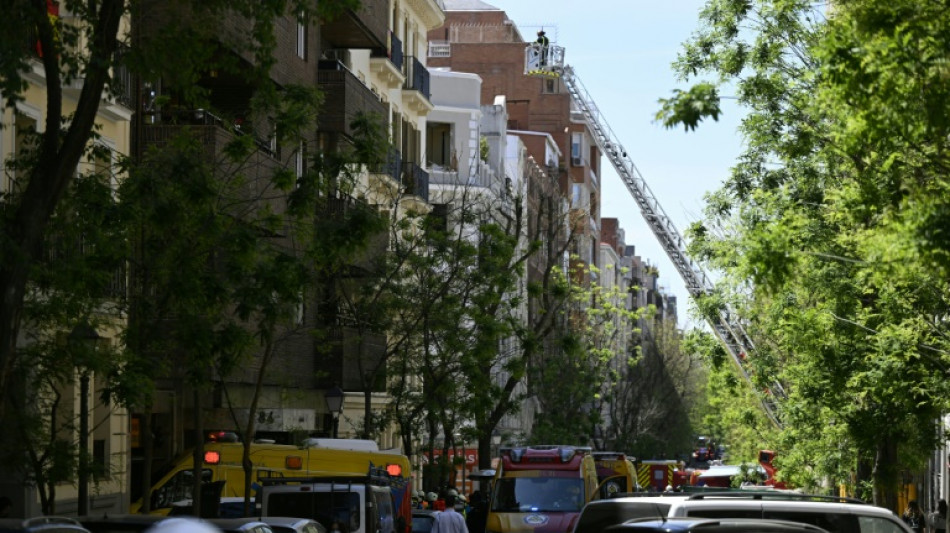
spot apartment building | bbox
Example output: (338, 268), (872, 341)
(428, 0), (602, 271)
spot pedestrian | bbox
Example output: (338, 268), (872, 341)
(432, 493), (468, 533)
(466, 492), (487, 533)
(0, 496), (11, 518)
(904, 500), (927, 533)
(536, 30), (549, 66)
(930, 500), (947, 533)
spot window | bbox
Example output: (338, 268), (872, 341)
(93, 439), (108, 479)
(151, 468), (212, 510)
(425, 122), (452, 168)
(543, 78), (558, 94)
(571, 132), (583, 166)
(297, 21), (307, 59)
(427, 203), (449, 236)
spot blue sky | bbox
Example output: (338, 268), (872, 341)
(488, 1), (745, 329)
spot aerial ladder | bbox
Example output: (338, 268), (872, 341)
(524, 42), (785, 428)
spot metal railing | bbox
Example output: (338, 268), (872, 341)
(402, 56), (431, 101)
(401, 162), (429, 202)
(428, 40), (451, 58)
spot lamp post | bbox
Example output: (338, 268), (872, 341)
(70, 322), (101, 517)
(324, 385), (344, 438)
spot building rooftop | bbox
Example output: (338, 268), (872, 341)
(442, 0), (500, 11)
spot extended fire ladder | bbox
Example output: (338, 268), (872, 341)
(525, 43), (785, 427)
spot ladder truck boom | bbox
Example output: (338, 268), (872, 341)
(525, 42), (785, 427)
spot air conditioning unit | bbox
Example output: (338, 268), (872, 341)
(571, 156), (583, 167)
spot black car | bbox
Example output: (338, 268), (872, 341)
(606, 518), (830, 533)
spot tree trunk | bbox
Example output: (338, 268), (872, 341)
(141, 404), (154, 512)
(872, 436), (899, 511)
(192, 390), (204, 516)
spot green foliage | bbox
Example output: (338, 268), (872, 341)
(529, 261), (642, 446)
(656, 83), (722, 131)
(672, 0), (950, 503)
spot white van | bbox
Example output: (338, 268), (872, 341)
(259, 476), (398, 533)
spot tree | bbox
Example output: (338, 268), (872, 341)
(0, 161), (128, 514)
(659, 0), (950, 505)
(0, 0), (125, 418)
(529, 261), (640, 446)
(607, 316), (707, 459)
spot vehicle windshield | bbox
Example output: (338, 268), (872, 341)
(491, 477), (585, 513)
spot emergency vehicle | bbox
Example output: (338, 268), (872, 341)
(636, 460), (688, 492)
(486, 446), (599, 533)
(592, 452), (638, 498)
(259, 465), (410, 533)
(132, 438), (411, 516)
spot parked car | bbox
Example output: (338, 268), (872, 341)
(573, 492), (913, 533)
(81, 516), (220, 533)
(573, 494), (689, 533)
(411, 510), (439, 533)
(605, 517), (829, 533)
(1, 517), (91, 533)
(81, 514), (174, 533)
(204, 518), (272, 533)
(255, 518), (325, 533)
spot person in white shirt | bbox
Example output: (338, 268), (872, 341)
(432, 494), (468, 533)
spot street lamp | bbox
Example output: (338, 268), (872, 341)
(69, 322), (101, 517)
(324, 385), (344, 438)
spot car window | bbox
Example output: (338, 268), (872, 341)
(492, 477), (586, 512)
(375, 491), (395, 533)
(857, 516), (910, 533)
(574, 503), (673, 533)
(267, 492), (361, 533)
(411, 516), (435, 533)
(762, 510), (859, 533)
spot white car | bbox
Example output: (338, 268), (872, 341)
(574, 492), (912, 533)
(666, 493), (911, 533)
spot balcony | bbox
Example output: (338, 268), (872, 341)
(401, 162), (429, 202)
(320, 0), (388, 50)
(317, 61), (387, 140)
(401, 57), (434, 115)
(370, 32), (405, 90)
(320, 194), (390, 275)
(142, 109), (277, 157)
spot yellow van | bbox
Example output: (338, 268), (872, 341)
(133, 438), (411, 515)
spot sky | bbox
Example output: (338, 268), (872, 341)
(486, 1), (746, 329)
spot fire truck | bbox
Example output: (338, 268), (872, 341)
(486, 446), (599, 533)
(635, 459), (689, 492)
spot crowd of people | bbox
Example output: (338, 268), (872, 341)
(903, 499), (947, 533)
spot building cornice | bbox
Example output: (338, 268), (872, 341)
(405, 0), (446, 30)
